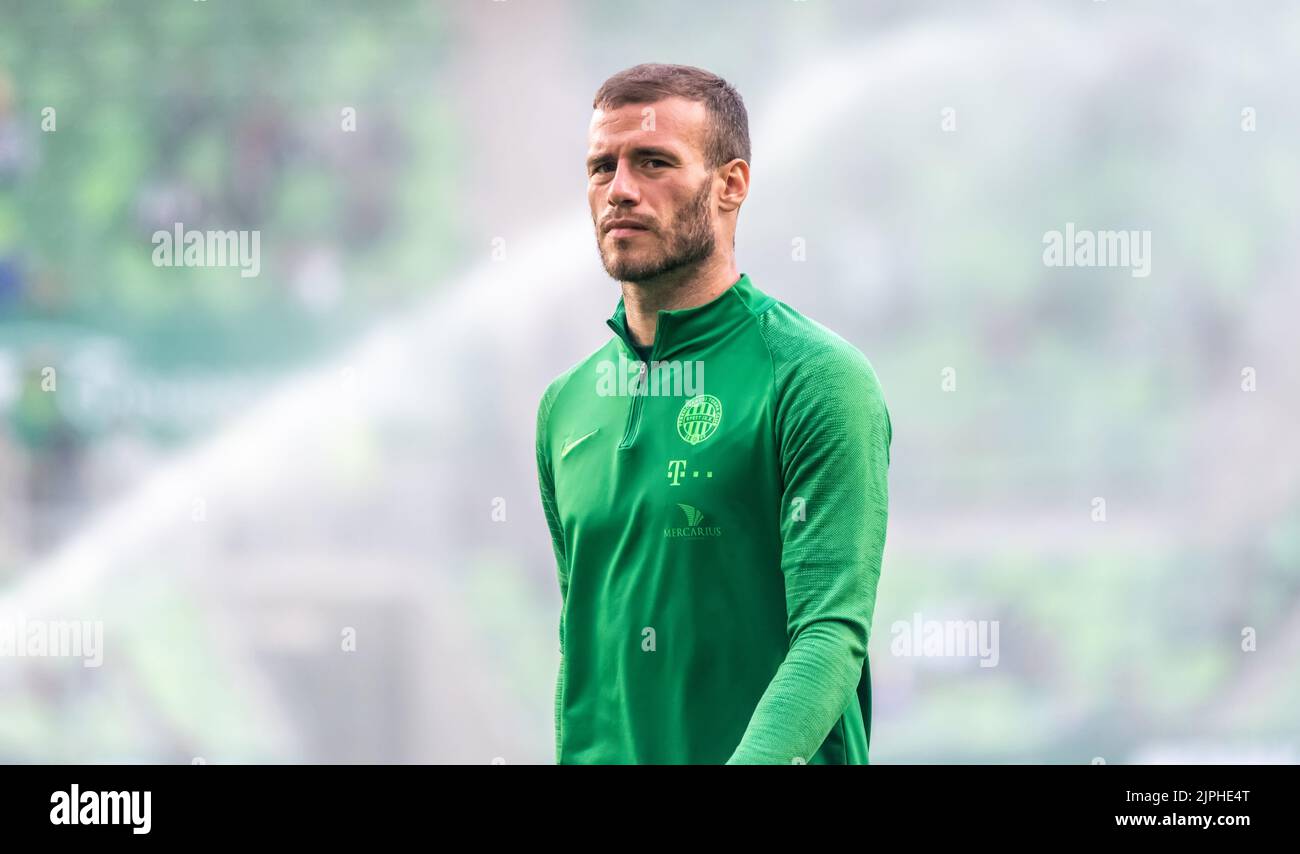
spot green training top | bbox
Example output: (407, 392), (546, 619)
(535, 272), (891, 764)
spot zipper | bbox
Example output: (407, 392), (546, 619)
(618, 357), (648, 449)
(608, 310), (661, 450)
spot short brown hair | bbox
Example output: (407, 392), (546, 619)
(593, 63), (750, 169)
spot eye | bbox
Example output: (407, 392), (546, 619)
(644, 159), (669, 169)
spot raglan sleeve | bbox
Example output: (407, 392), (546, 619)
(727, 344), (891, 764)
(535, 381), (570, 762)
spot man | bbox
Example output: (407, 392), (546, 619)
(535, 63), (891, 764)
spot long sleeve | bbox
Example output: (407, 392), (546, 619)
(535, 383), (569, 763)
(727, 342), (891, 764)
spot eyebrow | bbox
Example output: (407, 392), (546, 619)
(586, 146), (681, 170)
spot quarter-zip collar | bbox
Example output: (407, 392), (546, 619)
(605, 272), (774, 361)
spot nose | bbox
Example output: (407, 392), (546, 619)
(607, 158), (640, 208)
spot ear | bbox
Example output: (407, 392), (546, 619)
(717, 158), (750, 213)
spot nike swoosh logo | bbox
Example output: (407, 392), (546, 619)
(561, 429), (600, 458)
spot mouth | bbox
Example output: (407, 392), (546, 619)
(603, 220), (651, 239)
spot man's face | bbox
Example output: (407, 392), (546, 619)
(587, 97), (717, 284)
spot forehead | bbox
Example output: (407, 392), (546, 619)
(588, 96), (708, 157)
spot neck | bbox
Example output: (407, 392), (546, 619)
(620, 254), (739, 347)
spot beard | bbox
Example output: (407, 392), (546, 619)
(596, 178), (716, 284)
